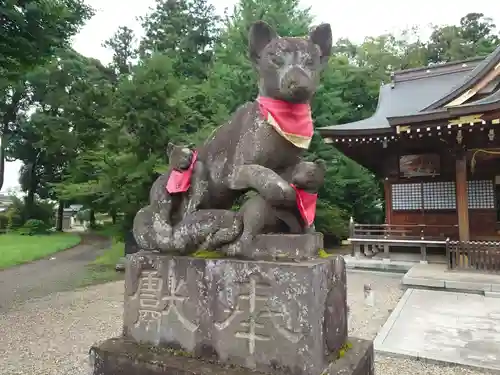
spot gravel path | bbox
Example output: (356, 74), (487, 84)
(0, 233), (111, 312)
(0, 269), (495, 375)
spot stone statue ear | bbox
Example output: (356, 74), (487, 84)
(166, 142), (175, 157)
(249, 21), (278, 63)
(309, 24), (332, 64)
(315, 159), (327, 171)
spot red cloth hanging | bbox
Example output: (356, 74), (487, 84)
(166, 151), (198, 194)
(257, 96), (313, 149)
(291, 184), (318, 226)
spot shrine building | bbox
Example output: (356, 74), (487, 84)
(319, 45), (500, 269)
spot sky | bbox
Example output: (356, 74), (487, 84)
(2, 0), (499, 192)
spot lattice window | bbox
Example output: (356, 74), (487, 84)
(391, 183), (422, 210)
(423, 182), (456, 210)
(467, 180), (495, 209)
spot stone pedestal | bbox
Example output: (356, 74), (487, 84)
(250, 233), (323, 260)
(90, 336), (374, 375)
(91, 247), (374, 375)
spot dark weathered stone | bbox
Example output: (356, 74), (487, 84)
(125, 231), (140, 256)
(133, 206), (243, 254)
(132, 22), (334, 258)
(90, 336), (373, 375)
(148, 142), (198, 226)
(122, 252), (347, 375)
(194, 23), (333, 213)
(228, 160), (326, 258)
(133, 142), (213, 253)
(249, 233), (323, 261)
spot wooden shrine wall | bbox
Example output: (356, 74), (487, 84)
(390, 210), (496, 239)
(384, 155), (500, 239)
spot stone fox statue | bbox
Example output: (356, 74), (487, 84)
(133, 142), (239, 254)
(236, 159), (327, 248)
(133, 21), (332, 255)
(132, 206), (243, 254)
(196, 22), (332, 208)
(148, 142), (207, 225)
(192, 21), (332, 252)
(279, 158), (327, 232)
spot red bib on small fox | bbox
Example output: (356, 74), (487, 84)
(290, 184), (318, 226)
(166, 151), (198, 194)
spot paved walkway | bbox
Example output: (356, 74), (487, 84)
(403, 263), (500, 294)
(0, 234), (111, 311)
(375, 288), (500, 372)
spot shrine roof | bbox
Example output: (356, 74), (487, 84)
(319, 46), (500, 137)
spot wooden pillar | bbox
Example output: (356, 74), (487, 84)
(455, 154), (470, 241)
(383, 179), (392, 259)
(383, 179), (393, 225)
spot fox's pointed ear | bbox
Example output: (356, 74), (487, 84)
(249, 21), (278, 63)
(166, 142), (175, 157)
(309, 24), (332, 64)
(315, 158), (327, 171)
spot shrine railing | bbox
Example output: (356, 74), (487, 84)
(446, 240), (500, 272)
(349, 222), (458, 241)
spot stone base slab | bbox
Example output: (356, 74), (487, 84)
(90, 336), (374, 375)
(123, 252), (347, 375)
(250, 233), (323, 260)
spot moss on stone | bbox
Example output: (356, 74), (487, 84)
(130, 341), (194, 359)
(192, 249), (223, 259)
(318, 249), (330, 258)
(167, 348), (192, 357)
(328, 340), (353, 364)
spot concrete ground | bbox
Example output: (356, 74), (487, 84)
(375, 288), (500, 372)
(344, 253), (447, 273)
(403, 263), (500, 294)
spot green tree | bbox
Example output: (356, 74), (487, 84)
(8, 49), (112, 226)
(56, 53), (189, 230)
(0, 0), (93, 191)
(206, 0), (313, 115)
(139, 0), (220, 81)
(138, 0), (223, 136)
(103, 26), (137, 77)
(427, 12), (499, 63)
(0, 0), (93, 82)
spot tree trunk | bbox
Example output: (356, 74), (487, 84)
(123, 211), (135, 232)
(0, 134), (5, 191)
(110, 208), (117, 224)
(25, 189), (35, 222)
(0, 89), (23, 192)
(56, 201), (64, 232)
(25, 159), (39, 220)
(89, 209), (96, 227)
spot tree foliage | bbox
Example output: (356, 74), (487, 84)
(0, 0), (93, 192)
(0, 0), (93, 82)
(4, 2), (499, 239)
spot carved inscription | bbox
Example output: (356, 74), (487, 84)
(216, 275), (302, 354)
(216, 277), (271, 354)
(161, 261), (198, 332)
(131, 262), (198, 334)
(266, 304), (302, 344)
(134, 270), (163, 332)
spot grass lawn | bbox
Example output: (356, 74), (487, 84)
(0, 232), (81, 269)
(78, 240), (125, 287)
